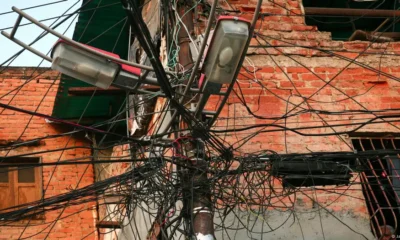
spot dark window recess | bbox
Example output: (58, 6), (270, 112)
(0, 168), (8, 183)
(352, 138), (400, 238)
(18, 167), (35, 183)
(303, 0), (400, 42)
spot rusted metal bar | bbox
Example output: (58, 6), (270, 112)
(349, 18), (398, 42)
(360, 172), (380, 237)
(359, 139), (398, 239)
(147, 207), (164, 240)
(374, 18), (391, 33)
(348, 30), (400, 42)
(349, 133), (400, 138)
(378, 139), (400, 204)
(305, 7), (400, 18)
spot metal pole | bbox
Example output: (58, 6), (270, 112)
(179, 139), (214, 240)
(304, 7), (400, 18)
(8, 7), (176, 74)
(159, 0), (218, 134)
(176, 1), (214, 239)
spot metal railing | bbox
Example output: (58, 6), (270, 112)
(353, 138), (400, 239)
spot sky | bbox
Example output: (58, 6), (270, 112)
(0, 0), (81, 67)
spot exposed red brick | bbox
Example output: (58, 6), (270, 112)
(0, 68), (96, 240)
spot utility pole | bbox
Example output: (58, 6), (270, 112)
(177, 139), (214, 239)
(177, 1), (215, 239)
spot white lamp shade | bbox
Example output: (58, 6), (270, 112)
(203, 19), (249, 84)
(51, 42), (119, 89)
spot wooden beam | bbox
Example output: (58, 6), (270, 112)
(68, 86), (123, 96)
(96, 221), (121, 229)
(68, 86), (161, 96)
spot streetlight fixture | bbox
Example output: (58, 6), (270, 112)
(1, 7), (162, 93)
(51, 40), (121, 89)
(51, 40), (158, 90)
(202, 16), (250, 85)
(195, 17), (250, 117)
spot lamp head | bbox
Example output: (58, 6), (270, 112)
(202, 17), (250, 85)
(51, 40), (120, 89)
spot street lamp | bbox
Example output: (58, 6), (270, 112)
(51, 40), (158, 91)
(202, 16), (250, 85)
(195, 17), (250, 117)
(51, 40), (121, 89)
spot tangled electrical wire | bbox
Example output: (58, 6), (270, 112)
(2, 0), (400, 240)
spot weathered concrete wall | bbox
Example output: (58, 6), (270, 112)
(215, 210), (373, 240)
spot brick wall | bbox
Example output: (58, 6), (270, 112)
(213, 0), (400, 153)
(212, 0), (400, 237)
(0, 68), (97, 240)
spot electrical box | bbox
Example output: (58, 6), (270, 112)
(271, 154), (356, 187)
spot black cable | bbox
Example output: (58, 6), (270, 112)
(0, 0), (68, 16)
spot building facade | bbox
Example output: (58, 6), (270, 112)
(0, 68), (97, 239)
(92, 0), (400, 239)
(2, 0), (400, 239)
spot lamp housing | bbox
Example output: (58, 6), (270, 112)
(51, 41), (120, 89)
(202, 17), (250, 84)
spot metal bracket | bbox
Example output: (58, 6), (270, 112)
(1, 7), (167, 74)
(1, 13), (52, 62)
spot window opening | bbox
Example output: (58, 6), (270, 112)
(0, 158), (42, 220)
(352, 138), (400, 238)
(303, 0), (400, 41)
